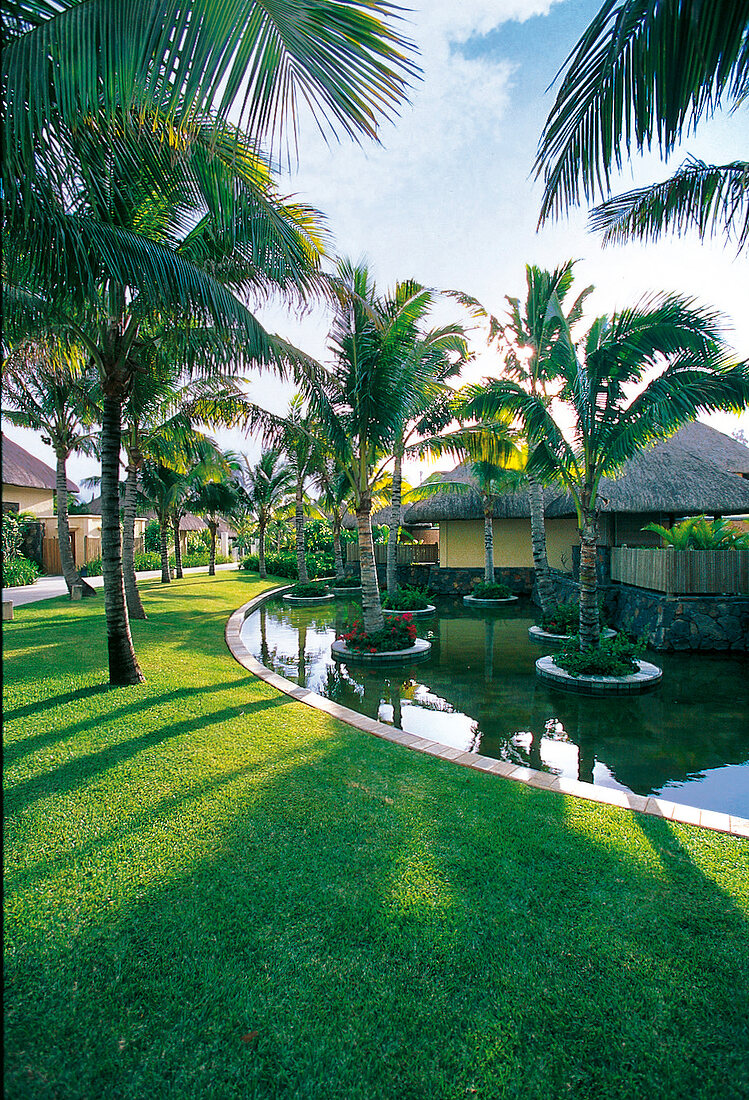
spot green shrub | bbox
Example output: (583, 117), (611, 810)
(339, 614), (417, 653)
(239, 551), (331, 579)
(471, 581), (512, 599)
(382, 585), (430, 610)
(144, 520), (161, 552)
(332, 575), (361, 588)
(553, 633), (646, 678)
(541, 599), (605, 635)
(288, 582), (330, 598)
(2, 554), (39, 587)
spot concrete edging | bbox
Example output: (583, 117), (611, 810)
(225, 586), (749, 839)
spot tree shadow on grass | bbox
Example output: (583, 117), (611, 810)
(4, 694), (288, 821)
(4, 732), (748, 1100)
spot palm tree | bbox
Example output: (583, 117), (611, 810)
(535, 0), (749, 251)
(462, 293), (749, 649)
(381, 284), (470, 596)
(2, 339), (99, 595)
(455, 263), (593, 617)
(188, 474), (239, 577)
(236, 450), (295, 579)
(5, 3), (416, 687)
(310, 261), (424, 634)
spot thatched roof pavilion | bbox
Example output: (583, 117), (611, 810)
(402, 423), (749, 524)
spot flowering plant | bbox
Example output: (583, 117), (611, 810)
(339, 614), (417, 653)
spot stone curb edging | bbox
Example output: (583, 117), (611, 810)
(225, 586), (749, 840)
(331, 638), (432, 663)
(464, 594), (519, 606)
(282, 593), (335, 604)
(536, 656), (663, 695)
(528, 625), (618, 644)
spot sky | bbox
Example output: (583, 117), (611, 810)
(5, 0), (749, 495)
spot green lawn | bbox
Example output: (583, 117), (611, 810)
(4, 572), (749, 1100)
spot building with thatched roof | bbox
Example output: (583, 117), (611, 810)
(402, 423), (749, 575)
(2, 433), (78, 515)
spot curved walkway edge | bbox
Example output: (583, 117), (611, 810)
(226, 588), (749, 840)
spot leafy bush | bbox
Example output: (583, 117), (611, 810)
(2, 554), (39, 587)
(339, 614), (417, 653)
(288, 582), (330, 598)
(240, 551), (332, 579)
(553, 633), (646, 678)
(643, 515), (749, 550)
(541, 599), (604, 635)
(2, 512), (24, 561)
(144, 520), (161, 552)
(382, 585), (430, 610)
(332, 575), (361, 588)
(471, 581), (512, 599)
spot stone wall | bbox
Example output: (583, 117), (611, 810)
(344, 563), (535, 596)
(551, 571), (749, 651)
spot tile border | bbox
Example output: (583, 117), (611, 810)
(225, 587), (749, 839)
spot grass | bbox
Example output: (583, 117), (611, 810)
(4, 571), (749, 1100)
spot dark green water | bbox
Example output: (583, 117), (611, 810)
(241, 595), (749, 817)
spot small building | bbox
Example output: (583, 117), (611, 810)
(402, 422), (749, 591)
(1, 434), (78, 516)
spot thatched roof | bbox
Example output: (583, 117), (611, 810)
(1, 434), (78, 493)
(402, 423), (749, 523)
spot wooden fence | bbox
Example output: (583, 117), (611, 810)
(42, 534), (105, 574)
(346, 542), (438, 565)
(611, 547), (749, 595)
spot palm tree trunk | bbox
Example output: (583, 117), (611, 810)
(578, 509), (600, 649)
(259, 521), (267, 578)
(159, 520), (171, 583)
(123, 460), (146, 619)
(357, 495), (384, 634)
(483, 500), (495, 584)
(295, 476), (308, 584)
(528, 475), (557, 618)
(54, 447), (85, 594)
(333, 516), (345, 581)
(386, 445), (403, 596)
(101, 393), (144, 685)
(208, 519), (217, 576)
(173, 513), (183, 578)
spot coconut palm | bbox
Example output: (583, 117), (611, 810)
(2, 339), (99, 595)
(5, 2), (415, 687)
(138, 462), (185, 584)
(462, 293), (749, 649)
(381, 284), (470, 596)
(236, 450), (295, 579)
(310, 261), (433, 634)
(536, 0), (749, 251)
(188, 473), (240, 577)
(454, 263), (593, 617)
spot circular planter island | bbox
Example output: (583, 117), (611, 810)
(282, 592), (335, 605)
(331, 638), (432, 664)
(332, 584), (362, 597)
(463, 594), (519, 607)
(528, 625), (617, 644)
(382, 604), (436, 617)
(535, 655), (662, 695)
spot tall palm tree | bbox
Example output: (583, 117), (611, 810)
(188, 474), (239, 577)
(5, 2), (416, 687)
(536, 0), (749, 251)
(2, 339), (99, 595)
(381, 284), (470, 595)
(455, 263), (593, 617)
(138, 461), (185, 584)
(310, 261), (425, 634)
(236, 450), (295, 579)
(462, 293), (749, 649)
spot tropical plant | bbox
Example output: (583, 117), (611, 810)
(339, 614), (417, 653)
(381, 585), (430, 611)
(2, 340), (99, 595)
(470, 581), (512, 600)
(5, 1), (415, 687)
(138, 462), (186, 584)
(643, 515), (749, 550)
(462, 293), (749, 649)
(235, 450), (295, 579)
(553, 632), (645, 678)
(187, 471), (240, 577)
(310, 260), (435, 633)
(536, 0), (749, 251)
(455, 263), (593, 617)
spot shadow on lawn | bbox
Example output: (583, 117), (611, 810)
(4, 730), (749, 1100)
(4, 693), (287, 821)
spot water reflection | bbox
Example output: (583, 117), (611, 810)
(242, 597), (749, 816)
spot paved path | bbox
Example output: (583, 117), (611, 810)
(3, 563), (240, 607)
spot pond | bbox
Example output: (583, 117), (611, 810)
(241, 594), (749, 818)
